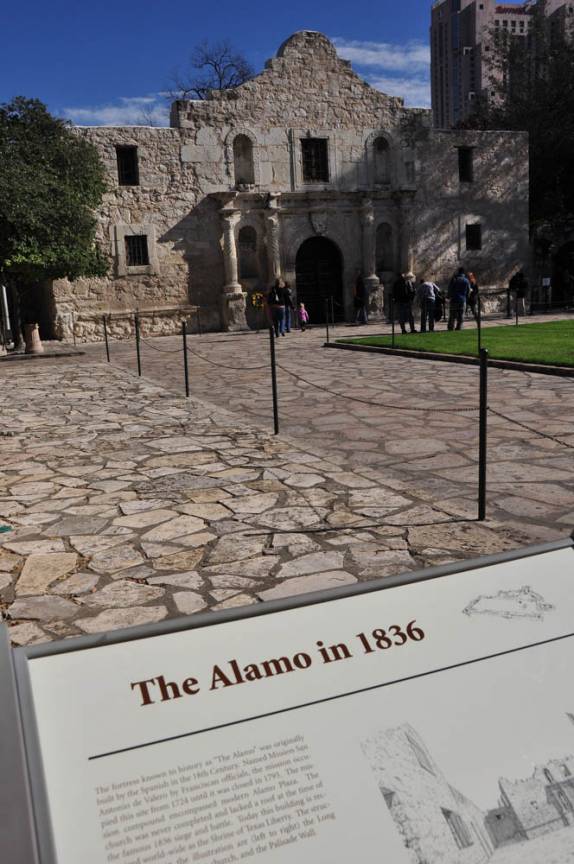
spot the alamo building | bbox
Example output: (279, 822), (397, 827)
(48, 31), (529, 340)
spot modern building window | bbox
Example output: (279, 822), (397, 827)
(125, 235), (149, 267)
(466, 223), (482, 251)
(233, 135), (255, 186)
(373, 136), (390, 183)
(301, 138), (329, 183)
(116, 146), (139, 186)
(407, 734), (435, 775)
(238, 226), (258, 278)
(442, 809), (473, 850)
(458, 146), (474, 182)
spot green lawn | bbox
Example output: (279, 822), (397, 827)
(339, 320), (574, 367)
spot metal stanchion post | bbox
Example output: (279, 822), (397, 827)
(477, 299), (482, 355)
(197, 306), (202, 336)
(182, 321), (190, 398)
(324, 298), (330, 344)
(269, 327), (279, 435)
(478, 348), (488, 522)
(103, 315), (110, 363)
(515, 294), (519, 327)
(391, 295), (395, 348)
(330, 296), (335, 331)
(135, 314), (142, 377)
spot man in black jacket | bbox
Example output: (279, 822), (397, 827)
(392, 272), (417, 334)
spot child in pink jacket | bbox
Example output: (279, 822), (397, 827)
(298, 302), (309, 331)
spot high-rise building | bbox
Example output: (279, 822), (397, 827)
(430, 0), (571, 128)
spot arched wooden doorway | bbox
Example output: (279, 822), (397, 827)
(295, 237), (344, 324)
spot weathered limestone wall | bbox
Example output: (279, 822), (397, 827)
(362, 725), (492, 864)
(50, 30), (529, 341)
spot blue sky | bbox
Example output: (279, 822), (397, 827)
(2, 0), (432, 125)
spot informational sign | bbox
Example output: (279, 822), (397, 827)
(3, 539), (574, 864)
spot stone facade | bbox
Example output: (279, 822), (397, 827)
(490, 756), (574, 844)
(49, 31), (529, 341)
(361, 724), (494, 864)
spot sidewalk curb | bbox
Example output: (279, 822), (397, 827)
(326, 342), (574, 378)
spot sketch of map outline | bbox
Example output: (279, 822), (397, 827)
(462, 585), (554, 621)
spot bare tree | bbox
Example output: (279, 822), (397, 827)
(169, 40), (254, 101)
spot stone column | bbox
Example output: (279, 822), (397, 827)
(361, 199), (382, 318)
(220, 210), (247, 331)
(222, 211), (242, 293)
(265, 194), (282, 284)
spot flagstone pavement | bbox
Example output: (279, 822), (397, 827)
(0, 353), (545, 647)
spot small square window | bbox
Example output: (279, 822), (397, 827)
(458, 147), (474, 182)
(116, 145), (139, 186)
(125, 235), (149, 266)
(466, 224), (482, 251)
(301, 138), (330, 183)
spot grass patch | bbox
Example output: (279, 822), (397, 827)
(339, 320), (574, 367)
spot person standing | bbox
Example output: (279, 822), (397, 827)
(467, 272), (479, 321)
(392, 272), (417, 334)
(281, 281), (295, 333)
(353, 273), (369, 325)
(417, 278), (439, 333)
(267, 278), (286, 337)
(447, 267), (470, 330)
(298, 302), (309, 332)
(509, 269), (528, 316)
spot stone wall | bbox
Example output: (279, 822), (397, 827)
(49, 30), (529, 341)
(362, 724), (493, 864)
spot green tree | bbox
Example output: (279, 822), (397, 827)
(0, 97), (108, 340)
(461, 1), (574, 233)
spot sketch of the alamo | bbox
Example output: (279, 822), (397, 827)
(361, 723), (574, 864)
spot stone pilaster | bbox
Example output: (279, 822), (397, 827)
(220, 210), (248, 331)
(265, 194), (282, 284)
(395, 192), (416, 275)
(361, 199), (382, 318)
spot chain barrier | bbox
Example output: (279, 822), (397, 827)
(139, 336), (184, 355)
(246, 514), (472, 537)
(276, 362), (478, 414)
(488, 406), (574, 451)
(185, 343), (267, 372)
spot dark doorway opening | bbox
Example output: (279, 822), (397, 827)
(295, 237), (344, 324)
(553, 241), (574, 306)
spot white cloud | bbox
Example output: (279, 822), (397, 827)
(368, 75), (431, 108)
(332, 37), (431, 108)
(332, 37), (430, 72)
(62, 95), (169, 127)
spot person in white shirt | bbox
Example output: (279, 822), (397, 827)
(417, 279), (439, 333)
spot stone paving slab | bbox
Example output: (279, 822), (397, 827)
(0, 361), (530, 646)
(82, 317), (574, 549)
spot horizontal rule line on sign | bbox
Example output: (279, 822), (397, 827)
(88, 630), (574, 762)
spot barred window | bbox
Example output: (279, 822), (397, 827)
(116, 146), (139, 186)
(301, 138), (329, 183)
(125, 235), (149, 267)
(466, 223), (482, 251)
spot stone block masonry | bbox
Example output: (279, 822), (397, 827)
(47, 30), (528, 342)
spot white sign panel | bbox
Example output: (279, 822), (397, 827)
(24, 547), (574, 863)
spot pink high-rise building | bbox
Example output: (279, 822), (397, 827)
(430, 0), (571, 128)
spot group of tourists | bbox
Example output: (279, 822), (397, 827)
(391, 268), (481, 334)
(265, 265), (529, 336)
(267, 278), (309, 336)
